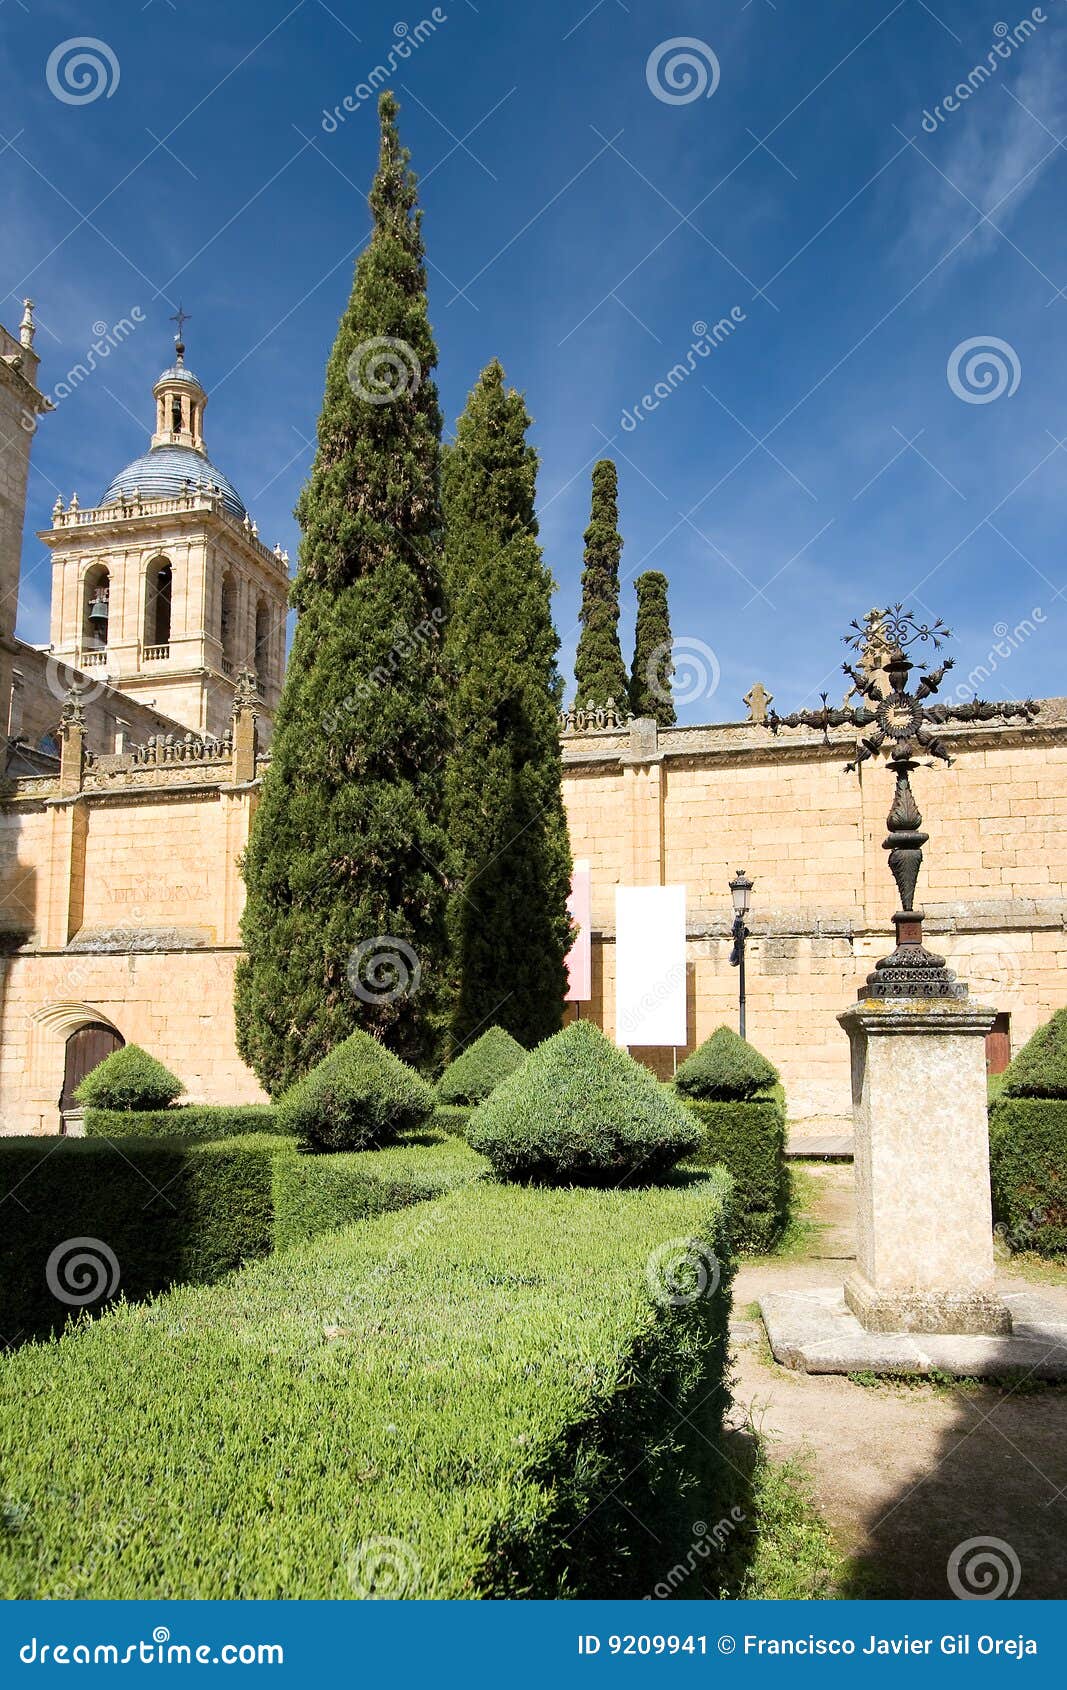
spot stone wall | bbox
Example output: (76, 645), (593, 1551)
(1, 678), (1064, 1135)
(562, 707), (1067, 1120)
(0, 686), (265, 1134)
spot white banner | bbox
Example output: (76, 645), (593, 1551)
(614, 885), (687, 1047)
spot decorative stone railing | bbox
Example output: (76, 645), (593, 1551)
(143, 643), (170, 662)
(559, 700), (628, 733)
(49, 492), (289, 575)
(80, 650), (108, 668)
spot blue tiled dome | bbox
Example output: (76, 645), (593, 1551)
(100, 446), (246, 520)
(154, 363), (204, 389)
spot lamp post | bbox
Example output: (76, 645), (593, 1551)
(729, 868), (754, 1039)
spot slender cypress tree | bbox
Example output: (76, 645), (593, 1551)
(442, 360), (573, 1051)
(573, 458), (628, 710)
(235, 93), (449, 1094)
(628, 570), (677, 726)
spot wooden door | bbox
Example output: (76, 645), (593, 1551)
(986, 1013), (1011, 1077)
(60, 1024), (124, 1125)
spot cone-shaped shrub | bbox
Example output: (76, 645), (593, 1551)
(277, 1031), (436, 1152)
(437, 1026), (527, 1105)
(467, 1019), (700, 1184)
(1001, 1008), (1067, 1098)
(674, 1025), (779, 1101)
(75, 1045), (184, 1113)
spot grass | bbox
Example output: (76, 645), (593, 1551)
(710, 1427), (840, 1599)
(768, 1164), (828, 1260)
(0, 1173), (734, 1600)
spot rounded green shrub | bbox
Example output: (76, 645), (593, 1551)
(990, 1097), (1067, 1254)
(438, 1026), (527, 1105)
(674, 1025), (779, 1101)
(75, 1044), (184, 1113)
(467, 1019), (701, 1184)
(1000, 1008), (1067, 1098)
(276, 1031), (436, 1152)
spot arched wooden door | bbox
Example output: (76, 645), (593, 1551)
(60, 1023), (124, 1132)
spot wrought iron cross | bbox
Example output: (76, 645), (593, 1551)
(769, 606), (1039, 999)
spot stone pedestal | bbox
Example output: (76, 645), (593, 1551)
(837, 998), (1010, 1336)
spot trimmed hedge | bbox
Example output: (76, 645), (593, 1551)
(680, 1098), (788, 1253)
(0, 1133), (486, 1345)
(1000, 1007), (1067, 1098)
(278, 1031), (436, 1151)
(85, 1104), (283, 1141)
(0, 1136), (276, 1345)
(468, 1019), (701, 1184)
(989, 1097), (1067, 1255)
(0, 1173), (733, 1598)
(271, 1135), (485, 1252)
(437, 1026), (526, 1105)
(75, 1044), (184, 1112)
(433, 1103), (472, 1137)
(674, 1025), (779, 1101)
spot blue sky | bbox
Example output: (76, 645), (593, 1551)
(4, 0), (1067, 721)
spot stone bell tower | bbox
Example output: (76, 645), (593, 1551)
(38, 323), (289, 744)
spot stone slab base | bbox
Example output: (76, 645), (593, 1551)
(844, 1269), (1012, 1335)
(760, 1288), (1067, 1380)
(785, 1133), (853, 1161)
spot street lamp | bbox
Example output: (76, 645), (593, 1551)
(728, 868), (754, 1039)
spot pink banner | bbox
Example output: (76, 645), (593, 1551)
(564, 860), (592, 1001)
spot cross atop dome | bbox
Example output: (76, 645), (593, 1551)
(169, 302), (192, 364)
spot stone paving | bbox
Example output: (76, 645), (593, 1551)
(730, 1162), (1067, 1599)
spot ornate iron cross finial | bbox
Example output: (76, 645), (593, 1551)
(770, 605), (1040, 1000)
(169, 303), (191, 360)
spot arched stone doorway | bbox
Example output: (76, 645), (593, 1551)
(25, 1002), (125, 1135)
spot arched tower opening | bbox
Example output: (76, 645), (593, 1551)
(144, 556), (172, 651)
(83, 563), (110, 650)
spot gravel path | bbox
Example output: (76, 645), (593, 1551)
(731, 1163), (1067, 1599)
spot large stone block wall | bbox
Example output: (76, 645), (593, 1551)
(2, 702), (1065, 1134)
(0, 949), (265, 1137)
(562, 711), (1067, 1120)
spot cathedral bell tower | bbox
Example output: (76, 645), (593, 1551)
(38, 322), (289, 744)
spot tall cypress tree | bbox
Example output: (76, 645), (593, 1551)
(443, 360), (573, 1051)
(629, 570), (677, 726)
(235, 92), (449, 1094)
(573, 458), (628, 710)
